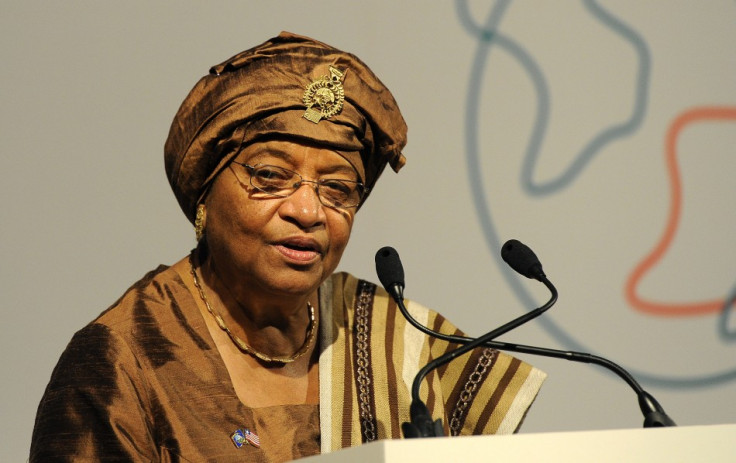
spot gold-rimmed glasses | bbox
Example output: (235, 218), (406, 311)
(231, 162), (367, 209)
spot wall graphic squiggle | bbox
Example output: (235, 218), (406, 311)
(625, 106), (736, 317)
(457, 0), (736, 388)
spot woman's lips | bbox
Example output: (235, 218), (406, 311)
(275, 244), (320, 263)
(274, 237), (323, 263)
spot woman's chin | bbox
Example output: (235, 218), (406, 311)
(259, 267), (326, 297)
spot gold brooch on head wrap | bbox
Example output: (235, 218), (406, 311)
(303, 66), (346, 124)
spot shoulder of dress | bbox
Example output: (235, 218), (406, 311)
(94, 264), (179, 323)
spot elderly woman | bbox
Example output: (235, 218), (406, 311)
(31, 32), (545, 462)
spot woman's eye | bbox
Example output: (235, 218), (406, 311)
(322, 180), (352, 196)
(255, 167), (290, 182)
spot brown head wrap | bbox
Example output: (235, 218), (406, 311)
(164, 31), (408, 223)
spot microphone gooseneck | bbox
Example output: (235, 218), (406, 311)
(376, 241), (557, 437)
(375, 240), (676, 435)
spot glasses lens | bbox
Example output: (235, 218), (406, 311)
(318, 179), (363, 208)
(249, 165), (294, 195)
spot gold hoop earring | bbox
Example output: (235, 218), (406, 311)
(194, 204), (207, 241)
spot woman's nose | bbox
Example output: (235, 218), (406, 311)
(278, 183), (326, 228)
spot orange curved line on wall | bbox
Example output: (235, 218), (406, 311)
(624, 106), (736, 316)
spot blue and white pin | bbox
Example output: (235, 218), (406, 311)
(231, 428), (261, 449)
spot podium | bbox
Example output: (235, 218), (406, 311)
(296, 424), (735, 462)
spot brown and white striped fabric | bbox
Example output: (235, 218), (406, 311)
(318, 273), (546, 453)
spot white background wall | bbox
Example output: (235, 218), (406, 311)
(2, 1), (734, 460)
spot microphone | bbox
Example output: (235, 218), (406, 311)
(375, 241), (676, 433)
(375, 243), (558, 347)
(377, 242), (558, 437)
(375, 246), (405, 300)
(502, 238), (545, 280)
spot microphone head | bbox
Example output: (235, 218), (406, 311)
(501, 239), (546, 281)
(375, 246), (405, 297)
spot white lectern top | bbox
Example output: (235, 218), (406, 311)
(296, 424), (735, 462)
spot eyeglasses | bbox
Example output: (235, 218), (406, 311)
(231, 162), (368, 209)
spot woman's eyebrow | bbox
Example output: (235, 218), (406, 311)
(243, 148), (293, 164)
(244, 148), (360, 178)
(319, 163), (359, 177)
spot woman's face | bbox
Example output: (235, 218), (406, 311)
(203, 139), (360, 300)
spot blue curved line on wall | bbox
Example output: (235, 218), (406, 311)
(719, 283), (736, 341)
(456, 0), (736, 387)
(521, 0), (652, 196)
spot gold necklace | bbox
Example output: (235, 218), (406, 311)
(188, 254), (317, 364)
